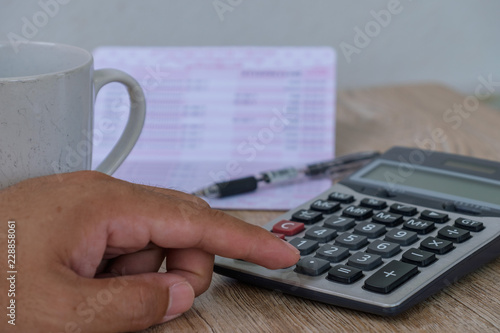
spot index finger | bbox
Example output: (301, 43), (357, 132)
(104, 183), (300, 269)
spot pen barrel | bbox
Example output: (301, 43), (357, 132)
(216, 176), (258, 197)
(261, 167), (299, 184)
(305, 151), (380, 176)
(305, 161), (340, 176)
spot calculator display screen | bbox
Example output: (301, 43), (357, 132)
(443, 159), (496, 174)
(360, 163), (500, 206)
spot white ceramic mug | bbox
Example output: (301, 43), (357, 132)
(0, 41), (146, 189)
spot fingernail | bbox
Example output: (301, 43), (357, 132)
(162, 281), (194, 322)
(283, 240), (300, 256)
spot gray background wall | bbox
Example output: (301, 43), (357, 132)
(2, 0), (499, 95)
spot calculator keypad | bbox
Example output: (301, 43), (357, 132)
(213, 180), (498, 317)
(280, 191), (485, 295)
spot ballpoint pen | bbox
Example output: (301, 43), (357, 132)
(192, 150), (380, 199)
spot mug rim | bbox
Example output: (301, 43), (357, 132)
(0, 41), (93, 81)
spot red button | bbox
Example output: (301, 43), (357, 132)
(272, 220), (305, 236)
(272, 233), (286, 240)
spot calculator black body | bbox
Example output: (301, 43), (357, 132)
(214, 147), (500, 316)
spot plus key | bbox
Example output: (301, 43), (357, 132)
(364, 260), (419, 294)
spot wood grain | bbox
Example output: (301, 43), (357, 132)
(139, 84), (500, 333)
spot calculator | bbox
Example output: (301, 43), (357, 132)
(214, 146), (500, 315)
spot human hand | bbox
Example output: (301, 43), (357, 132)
(0, 171), (299, 332)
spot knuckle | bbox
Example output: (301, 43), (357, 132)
(175, 197), (212, 222)
(210, 208), (230, 221)
(189, 195), (211, 209)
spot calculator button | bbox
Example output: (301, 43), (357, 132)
(385, 229), (418, 246)
(366, 240), (401, 258)
(291, 210), (323, 224)
(327, 265), (363, 284)
(342, 205), (373, 220)
(295, 257), (331, 276)
(420, 237), (454, 254)
(315, 244), (350, 263)
(304, 226), (337, 243)
(310, 200), (341, 214)
(455, 218), (485, 232)
(335, 233), (369, 250)
(328, 192), (355, 203)
(347, 252), (383, 271)
(323, 216), (355, 231)
(401, 248), (437, 267)
(360, 198), (387, 210)
(272, 233), (286, 240)
(420, 210), (449, 223)
(390, 203), (418, 216)
(272, 220), (305, 236)
(364, 260), (419, 294)
(289, 238), (319, 255)
(353, 222), (386, 238)
(437, 226), (471, 243)
(403, 218), (435, 234)
(372, 211), (403, 227)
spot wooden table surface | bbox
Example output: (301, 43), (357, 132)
(141, 84), (500, 333)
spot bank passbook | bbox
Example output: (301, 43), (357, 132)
(214, 147), (500, 315)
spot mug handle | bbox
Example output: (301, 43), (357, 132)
(92, 69), (146, 175)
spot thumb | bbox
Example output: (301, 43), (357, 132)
(75, 273), (195, 332)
